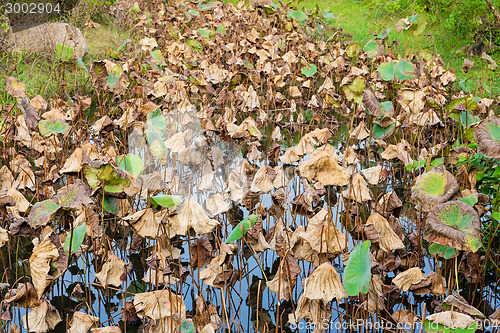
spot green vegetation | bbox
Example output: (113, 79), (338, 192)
(297, 0), (500, 96)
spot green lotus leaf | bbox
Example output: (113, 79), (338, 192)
(150, 49), (166, 66)
(447, 96), (478, 114)
(244, 60), (254, 69)
(146, 108), (166, 133)
(429, 243), (456, 259)
(217, 25), (226, 35)
(6, 76), (27, 98)
(287, 9), (308, 24)
(364, 40), (379, 58)
(323, 12), (334, 19)
(116, 154), (145, 178)
(346, 42), (362, 58)
(408, 13), (419, 23)
(379, 101), (394, 118)
(395, 60), (415, 80)
(186, 38), (203, 53)
(149, 194), (183, 208)
(198, 28), (210, 38)
(39, 119), (71, 137)
(188, 9), (199, 16)
(406, 159), (426, 171)
(376, 28), (391, 39)
(83, 161), (130, 193)
(460, 111), (480, 129)
(199, 1), (217, 11)
(343, 240), (371, 296)
(180, 320), (194, 333)
(63, 222), (87, 255)
(459, 194), (479, 207)
(107, 73), (120, 89)
(378, 62), (395, 81)
(411, 165), (459, 212)
(372, 123), (395, 139)
(424, 200), (481, 252)
(301, 64), (317, 77)
(103, 195), (119, 214)
(343, 76), (365, 103)
(225, 215), (259, 243)
(27, 200), (61, 227)
(473, 116), (500, 158)
(409, 15), (427, 36)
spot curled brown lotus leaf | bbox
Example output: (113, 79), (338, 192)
(68, 311), (99, 333)
(94, 252), (126, 288)
(361, 165), (382, 185)
(22, 300), (61, 333)
(302, 262), (347, 303)
(294, 295), (331, 325)
(474, 116), (500, 158)
(290, 226), (322, 266)
(442, 293), (485, 318)
(350, 122), (370, 141)
(298, 151), (349, 186)
(424, 201), (481, 252)
(279, 147), (300, 164)
(425, 311), (474, 330)
(4, 282), (41, 308)
(251, 164), (274, 193)
(426, 271), (446, 296)
(393, 267), (426, 292)
(362, 90), (381, 116)
(342, 173), (373, 203)
(121, 208), (162, 239)
(205, 193), (231, 216)
(366, 275), (386, 311)
(301, 208), (347, 255)
(190, 234), (214, 269)
(29, 233), (67, 299)
(133, 289), (186, 321)
(199, 252), (234, 288)
(393, 310), (419, 326)
(366, 213), (404, 252)
(374, 191), (402, 217)
(177, 198), (220, 236)
(458, 251), (480, 283)
(411, 165), (459, 212)
(266, 255), (301, 300)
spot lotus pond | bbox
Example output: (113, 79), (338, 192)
(1, 0), (500, 332)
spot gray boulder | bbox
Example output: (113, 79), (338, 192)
(6, 22), (88, 59)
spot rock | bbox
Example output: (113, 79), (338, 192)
(6, 23), (88, 59)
